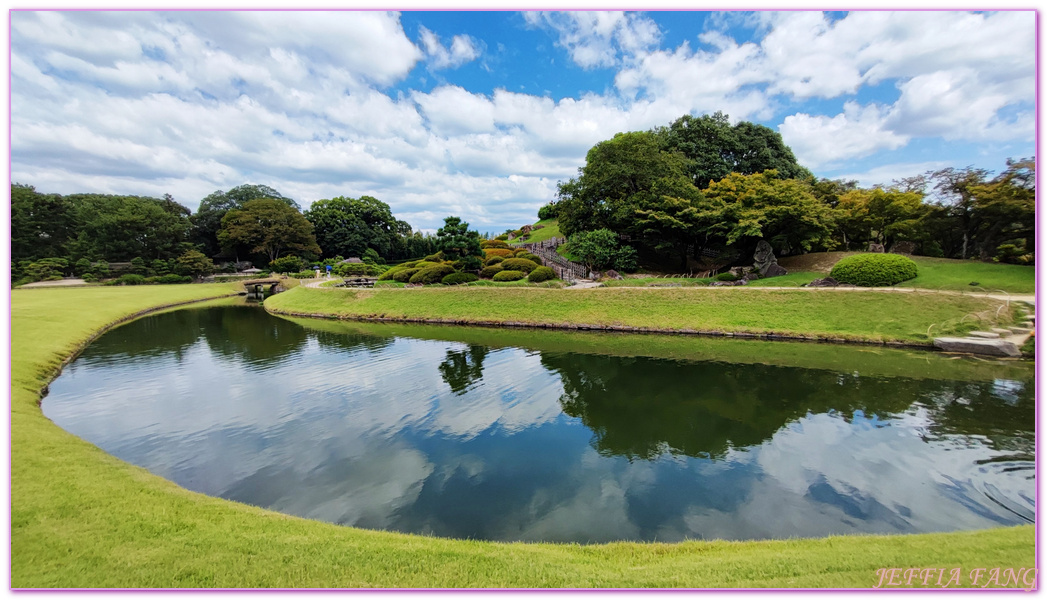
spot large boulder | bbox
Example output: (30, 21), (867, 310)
(753, 240), (788, 277)
(889, 241), (917, 255)
(806, 276), (840, 287)
(868, 242), (885, 253)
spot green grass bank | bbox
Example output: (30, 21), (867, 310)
(12, 285), (1034, 588)
(265, 285), (1015, 344)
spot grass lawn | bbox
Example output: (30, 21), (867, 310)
(513, 219), (561, 244)
(12, 284), (1033, 588)
(265, 285), (1016, 343)
(777, 252), (1034, 294)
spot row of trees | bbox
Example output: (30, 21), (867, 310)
(552, 113), (1034, 269)
(11, 183), (443, 281)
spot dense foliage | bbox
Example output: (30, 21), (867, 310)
(549, 112), (1034, 271)
(218, 199), (321, 263)
(830, 253), (919, 287)
(566, 229), (638, 272)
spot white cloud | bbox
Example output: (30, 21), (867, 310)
(418, 25), (481, 70)
(524, 11), (660, 69)
(9, 10), (1035, 233)
(779, 102), (909, 168)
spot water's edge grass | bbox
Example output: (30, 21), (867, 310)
(12, 285), (1034, 588)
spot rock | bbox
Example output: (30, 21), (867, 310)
(889, 241), (917, 255)
(967, 331), (1001, 339)
(868, 242), (885, 253)
(933, 337), (1021, 357)
(753, 240), (788, 277)
(520, 224), (533, 234)
(806, 276), (840, 287)
(991, 328), (1014, 334)
(969, 282), (980, 286)
(603, 269), (623, 280)
(1008, 326), (1032, 334)
(762, 263), (788, 278)
(709, 280), (748, 287)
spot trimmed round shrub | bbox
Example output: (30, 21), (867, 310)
(392, 268), (422, 283)
(492, 270), (527, 282)
(423, 252), (444, 262)
(483, 248), (514, 259)
(494, 234), (509, 241)
(480, 265), (504, 279)
(486, 256), (505, 266)
(715, 272), (738, 282)
(442, 272), (479, 285)
(528, 266), (556, 283)
(81, 273), (98, 283)
(500, 258), (539, 273)
(377, 268), (402, 281)
(517, 252), (543, 265)
(830, 253), (918, 287)
(512, 248), (531, 257)
(481, 239), (510, 249)
(409, 264), (456, 284)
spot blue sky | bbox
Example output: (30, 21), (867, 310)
(9, 10), (1036, 234)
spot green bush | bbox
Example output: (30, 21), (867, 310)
(715, 273), (738, 282)
(538, 203), (558, 220)
(480, 265), (504, 279)
(528, 266), (556, 283)
(501, 258), (539, 273)
(423, 252), (445, 262)
(517, 252), (543, 265)
(453, 256), (484, 272)
(830, 253), (918, 287)
(291, 270), (317, 279)
(494, 234), (509, 241)
(392, 268), (422, 283)
(268, 255), (305, 274)
(81, 273), (98, 283)
(153, 274), (192, 284)
(492, 270), (527, 282)
(481, 239), (510, 249)
(486, 256), (505, 266)
(409, 264), (456, 284)
(442, 272), (479, 285)
(111, 274), (147, 286)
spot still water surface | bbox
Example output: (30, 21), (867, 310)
(44, 304), (1034, 543)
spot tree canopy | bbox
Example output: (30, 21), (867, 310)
(192, 184), (296, 257)
(435, 216), (483, 261)
(217, 198), (321, 264)
(304, 195), (403, 259)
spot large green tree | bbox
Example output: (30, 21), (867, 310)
(11, 184), (74, 262)
(65, 193), (192, 261)
(702, 171), (835, 256)
(434, 216), (482, 261)
(304, 196), (400, 259)
(192, 184), (295, 257)
(660, 112), (812, 189)
(217, 198), (321, 264)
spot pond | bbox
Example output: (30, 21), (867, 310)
(43, 302), (1035, 544)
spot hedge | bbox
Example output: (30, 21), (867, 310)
(480, 265), (504, 279)
(500, 258), (539, 273)
(409, 265), (456, 284)
(486, 256), (505, 266)
(527, 266), (556, 283)
(442, 272), (479, 285)
(492, 270), (527, 282)
(830, 253), (918, 287)
(483, 248), (514, 259)
(392, 268), (422, 283)
(481, 240), (510, 249)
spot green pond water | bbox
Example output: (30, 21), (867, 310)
(43, 303), (1035, 543)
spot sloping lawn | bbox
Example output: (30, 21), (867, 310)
(12, 285), (1033, 588)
